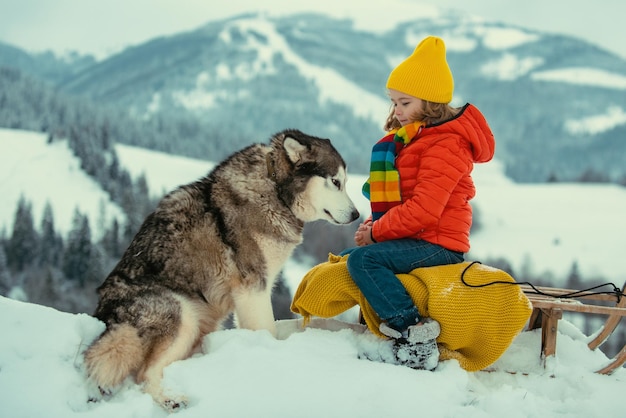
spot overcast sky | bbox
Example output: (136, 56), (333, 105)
(0, 0), (625, 60)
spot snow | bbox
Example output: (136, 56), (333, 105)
(475, 25), (541, 50)
(114, 142), (214, 198)
(480, 53), (544, 81)
(170, 14), (626, 124)
(468, 160), (626, 284)
(531, 67), (626, 90)
(171, 71), (252, 112)
(565, 106), (626, 135)
(178, 16), (390, 120)
(405, 24), (539, 56)
(0, 129), (126, 238)
(0, 293), (625, 418)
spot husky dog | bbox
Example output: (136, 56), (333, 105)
(84, 129), (359, 410)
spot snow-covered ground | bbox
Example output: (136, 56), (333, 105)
(0, 130), (126, 239)
(469, 160), (626, 285)
(0, 294), (624, 418)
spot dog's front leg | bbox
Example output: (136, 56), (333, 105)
(233, 286), (277, 337)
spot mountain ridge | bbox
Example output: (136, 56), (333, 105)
(1, 11), (625, 182)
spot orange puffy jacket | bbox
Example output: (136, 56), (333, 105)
(371, 103), (495, 253)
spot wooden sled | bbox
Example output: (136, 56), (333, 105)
(522, 282), (626, 374)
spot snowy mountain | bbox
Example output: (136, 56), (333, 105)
(3, 127), (626, 289)
(2, 11), (626, 183)
(0, 40), (95, 83)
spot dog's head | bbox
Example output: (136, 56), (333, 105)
(272, 129), (359, 225)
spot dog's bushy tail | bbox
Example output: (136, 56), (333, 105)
(84, 323), (145, 389)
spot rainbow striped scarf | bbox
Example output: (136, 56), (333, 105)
(362, 122), (423, 221)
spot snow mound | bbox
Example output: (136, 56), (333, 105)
(0, 296), (624, 418)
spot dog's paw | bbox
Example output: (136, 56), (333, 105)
(160, 395), (189, 412)
(98, 386), (113, 397)
(86, 385), (113, 403)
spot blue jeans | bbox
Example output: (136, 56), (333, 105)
(341, 239), (464, 332)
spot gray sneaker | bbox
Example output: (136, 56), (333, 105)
(406, 318), (441, 343)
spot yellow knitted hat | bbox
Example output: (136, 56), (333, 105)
(386, 36), (454, 104)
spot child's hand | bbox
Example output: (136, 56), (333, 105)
(354, 220), (375, 246)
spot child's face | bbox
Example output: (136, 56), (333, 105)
(388, 89), (424, 126)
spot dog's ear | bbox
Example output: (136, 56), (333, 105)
(283, 136), (309, 165)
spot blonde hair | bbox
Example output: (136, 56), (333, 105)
(384, 101), (460, 132)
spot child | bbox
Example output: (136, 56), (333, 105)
(343, 36), (495, 369)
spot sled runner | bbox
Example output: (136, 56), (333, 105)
(522, 282), (626, 374)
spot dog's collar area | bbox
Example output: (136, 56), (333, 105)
(266, 153), (277, 181)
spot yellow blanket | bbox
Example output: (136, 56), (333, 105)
(291, 254), (532, 372)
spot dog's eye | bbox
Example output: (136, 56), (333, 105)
(332, 179), (341, 189)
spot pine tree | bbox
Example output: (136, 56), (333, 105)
(84, 243), (107, 290)
(101, 218), (122, 258)
(119, 172), (145, 243)
(566, 261), (582, 289)
(39, 201), (64, 268)
(0, 244), (11, 295)
(135, 173), (155, 218)
(7, 195), (39, 272)
(63, 209), (92, 286)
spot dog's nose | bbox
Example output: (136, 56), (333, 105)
(350, 209), (360, 222)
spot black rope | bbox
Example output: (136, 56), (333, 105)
(460, 261), (625, 302)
